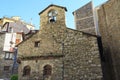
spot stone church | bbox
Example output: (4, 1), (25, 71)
(17, 4), (102, 80)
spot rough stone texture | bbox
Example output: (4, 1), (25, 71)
(63, 29), (102, 80)
(18, 58), (63, 80)
(73, 2), (96, 35)
(98, 0), (120, 80)
(18, 5), (102, 80)
(0, 33), (14, 79)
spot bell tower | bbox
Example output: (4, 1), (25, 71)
(39, 4), (67, 29)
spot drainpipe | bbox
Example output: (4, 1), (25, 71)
(12, 47), (18, 74)
(62, 42), (64, 80)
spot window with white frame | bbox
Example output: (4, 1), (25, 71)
(4, 52), (13, 60)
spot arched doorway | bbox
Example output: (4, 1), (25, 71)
(43, 64), (52, 80)
(23, 65), (31, 76)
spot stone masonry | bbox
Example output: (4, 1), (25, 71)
(17, 4), (103, 80)
(98, 0), (120, 80)
(0, 33), (14, 79)
(73, 2), (96, 35)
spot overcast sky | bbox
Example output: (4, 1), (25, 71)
(0, 0), (108, 29)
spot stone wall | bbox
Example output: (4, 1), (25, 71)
(0, 33), (5, 78)
(18, 5), (102, 80)
(73, 1), (96, 35)
(18, 26), (103, 80)
(0, 33), (14, 79)
(18, 22), (67, 80)
(18, 58), (63, 80)
(63, 28), (102, 80)
(39, 5), (66, 29)
(98, 0), (120, 80)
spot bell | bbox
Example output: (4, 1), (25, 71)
(50, 18), (55, 22)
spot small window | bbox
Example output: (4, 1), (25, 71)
(4, 66), (10, 71)
(9, 27), (13, 32)
(23, 65), (31, 76)
(34, 41), (40, 47)
(48, 10), (57, 23)
(4, 52), (13, 60)
(43, 65), (52, 76)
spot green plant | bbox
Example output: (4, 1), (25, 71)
(10, 74), (18, 80)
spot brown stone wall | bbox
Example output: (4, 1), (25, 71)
(18, 58), (63, 80)
(98, 0), (120, 80)
(18, 23), (67, 80)
(63, 29), (102, 80)
(18, 27), (102, 80)
(40, 6), (66, 29)
(18, 5), (102, 80)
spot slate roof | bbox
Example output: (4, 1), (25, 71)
(2, 22), (30, 34)
(39, 4), (67, 15)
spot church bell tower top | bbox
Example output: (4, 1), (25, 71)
(39, 4), (67, 15)
(39, 4), (67, 28)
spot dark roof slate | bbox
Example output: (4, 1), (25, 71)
(39, 4), (67, 15)
(9, 22), (30, 34)
(2, 22), (30, 34)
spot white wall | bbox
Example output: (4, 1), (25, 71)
(3, 33), (16, 52)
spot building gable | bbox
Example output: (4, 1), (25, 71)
(39, 4), (67, 15)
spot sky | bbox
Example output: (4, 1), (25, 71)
(0, 0), (108, 29)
